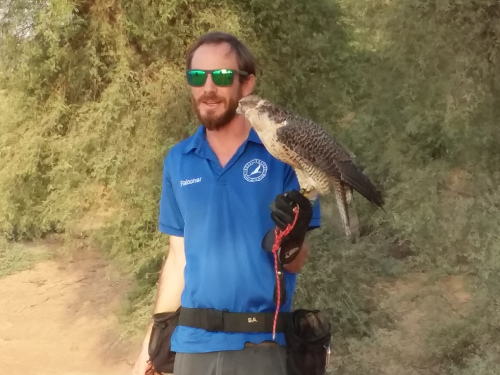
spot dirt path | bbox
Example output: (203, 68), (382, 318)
(0, 240), (139, 375)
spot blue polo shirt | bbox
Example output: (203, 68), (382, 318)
(158, 125), (321, 353)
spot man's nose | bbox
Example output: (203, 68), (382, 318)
(203, 73), (217, 93)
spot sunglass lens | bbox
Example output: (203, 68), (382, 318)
(187, 70), (207, 86)
(212, 69), (234, 86)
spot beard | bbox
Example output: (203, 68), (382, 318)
(192, 94), (240, 131)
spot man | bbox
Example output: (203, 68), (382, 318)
(132, 31), (321, 375)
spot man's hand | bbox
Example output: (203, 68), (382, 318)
(270, 190), (313, 241)
(262, 190), (313, 264)
(131, 339), (153, 375)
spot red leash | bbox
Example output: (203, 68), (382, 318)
(271, 206), (299, 339)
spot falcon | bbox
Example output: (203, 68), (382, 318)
(236, 94), (384, 239)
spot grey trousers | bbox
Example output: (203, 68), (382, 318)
(172, 344), (288, 375)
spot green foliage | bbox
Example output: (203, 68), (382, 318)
(0, 238), (50, 278)
(295, 223), (397, 336)
(1, 0), (500, 372)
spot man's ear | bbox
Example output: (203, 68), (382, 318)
(241, 74), (256, 96)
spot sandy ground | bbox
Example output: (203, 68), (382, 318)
(0, 242), (139, 375)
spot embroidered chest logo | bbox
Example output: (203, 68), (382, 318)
(243, 159), (268, 182)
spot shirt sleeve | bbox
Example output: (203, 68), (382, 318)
(158, 154), (185, 236)
(283, 165), (321, 230)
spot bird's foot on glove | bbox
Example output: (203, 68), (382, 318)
(299, 187), (318, 207)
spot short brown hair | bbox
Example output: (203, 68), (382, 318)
(185, 31), (257, 78)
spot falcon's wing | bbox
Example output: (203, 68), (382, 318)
(275, 115), (384, 207)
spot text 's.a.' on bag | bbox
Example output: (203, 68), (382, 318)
(285, 309), (332, 375)
(148, 308), (181, 374)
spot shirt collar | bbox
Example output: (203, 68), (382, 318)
(183, 125), (206, 154)
(247, 127), (263, 145)
(183, 125), (262, 154)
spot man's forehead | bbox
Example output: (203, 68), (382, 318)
(191, 42), (238, 68)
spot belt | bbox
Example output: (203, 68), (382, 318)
(178, 307), (290, 333)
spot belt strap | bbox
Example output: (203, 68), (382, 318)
(179, 307), (290, 333)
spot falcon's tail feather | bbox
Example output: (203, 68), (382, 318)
(338, 161), (385, 208)
(332, 180), (353, 239)
(346, 186), (360, 240)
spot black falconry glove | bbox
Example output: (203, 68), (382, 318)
(262, 190), (313, 264)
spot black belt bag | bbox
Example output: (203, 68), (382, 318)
(148, 308), (181, 374)
(284, 309), (332, 375)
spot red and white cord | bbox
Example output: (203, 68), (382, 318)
(271, 206), (299, 339)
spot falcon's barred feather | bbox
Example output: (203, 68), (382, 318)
(236, 94), (384, 239)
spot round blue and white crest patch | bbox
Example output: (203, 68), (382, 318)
(243, 159), (268, 182)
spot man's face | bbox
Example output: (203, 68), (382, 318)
(189, 43), (251, 131)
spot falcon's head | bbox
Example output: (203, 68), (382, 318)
(237, 94), (285, 134)
(237, 94), (291, 137)
(236, 94), (267, 117)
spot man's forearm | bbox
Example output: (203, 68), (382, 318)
(154, 236), (186, 313)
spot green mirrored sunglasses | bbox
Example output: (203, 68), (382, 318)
(186, 69), (249, 87)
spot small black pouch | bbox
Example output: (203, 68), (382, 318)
(285, 309), (332, 375)
(148, 308), (181, 374)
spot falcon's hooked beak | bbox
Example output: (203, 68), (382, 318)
(236, 102), (243, 115)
